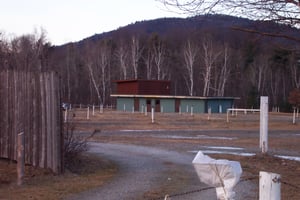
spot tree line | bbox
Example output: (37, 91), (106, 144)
(1, 16), (299, 111)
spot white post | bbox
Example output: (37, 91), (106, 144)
(219, 105), (222, 113)
(64, 109), (68, 122)
(123, 104), (126, 112)
(226, 109), (229, 123)
(186, 105), (189, 113)
(145, 106), (148, 116)
(260, 96), (268, 153)
(208, 107), (211, 120)
(87, 106), (90, 120)
(293, 107), (296, 124)
(100, 104), (103, 113)
(259, 171), (281, 200)
(191, 106), (194, 116)
(132, 106), (134, 113)
(141, 105), (144, 114)
(151, 107), (154, 123)
(161, 106), (164, 113)
(92, 104), (95, 116)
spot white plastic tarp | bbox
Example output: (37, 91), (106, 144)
(192, 151), (242, 200)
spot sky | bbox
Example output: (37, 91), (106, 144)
(0, 0), (184, 45)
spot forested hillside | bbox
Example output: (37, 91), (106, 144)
(1, 15), (299, 110)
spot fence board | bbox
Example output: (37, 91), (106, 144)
(0, 70), (62, 173)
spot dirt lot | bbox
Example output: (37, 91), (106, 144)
(1, 109), (300, 199)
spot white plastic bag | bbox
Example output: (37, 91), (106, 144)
(192, 151), (242, 200)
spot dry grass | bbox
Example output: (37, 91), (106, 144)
(0, 154), (117, 200)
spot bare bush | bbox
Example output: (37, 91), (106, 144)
(63, 122), (97, 172)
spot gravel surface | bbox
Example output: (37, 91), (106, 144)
(65, 142), (256, 200)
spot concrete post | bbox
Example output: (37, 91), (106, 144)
(259, 171), (281, 200)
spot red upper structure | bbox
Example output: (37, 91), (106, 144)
(114, 79), (171, 95)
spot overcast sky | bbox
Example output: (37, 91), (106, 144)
(0, 0), (184, 45)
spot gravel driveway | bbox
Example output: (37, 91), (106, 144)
(65, 141), (256, 200)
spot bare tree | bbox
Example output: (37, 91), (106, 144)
(201, 37), (222, 96)
(215, 44), (232, 96)
(248, 53), (269, 95)
(158, 0), (300, 26)
(290, 51), (300, 89)
(183, 40), (198, 96)
(85, 40), (112, 105)
(131, 36), (143, 79)
(152, 38), (166, 80)
(115, 40), (129, 79)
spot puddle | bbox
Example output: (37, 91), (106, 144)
(202, 146), (244, 150)
(197, 135), (237, 140)
(275, 155), (300, 162)
(189, 150), (255, 157)
(150, 135), (237, 140)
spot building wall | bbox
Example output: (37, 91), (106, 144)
(180, 99), (205, 113)
(160, 99), (175, 113)
(116, 98), (134, 112)
(206, 99), (233, 113)
(115, 97), (234, 113)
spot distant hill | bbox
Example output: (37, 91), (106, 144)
(68, 14), (299, 47)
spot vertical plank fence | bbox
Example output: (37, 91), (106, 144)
(0, 70), (62, 173)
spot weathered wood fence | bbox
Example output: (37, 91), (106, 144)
(0, 70), (63, 173)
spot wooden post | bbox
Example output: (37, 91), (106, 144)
(17, 132), (25, 186)
(259, 171), (281, 200)
(260, 96), (268, 153)
(64, 109), (68, 123)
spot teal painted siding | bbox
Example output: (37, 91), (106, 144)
(139, 98), (147, 112)
(116, 98), (134, 112)
(160, 99), (175, 112)
(180, 99), (205, 113)
(207, 99), (233, 113)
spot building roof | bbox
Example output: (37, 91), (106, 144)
(110, 94), (240, 100)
